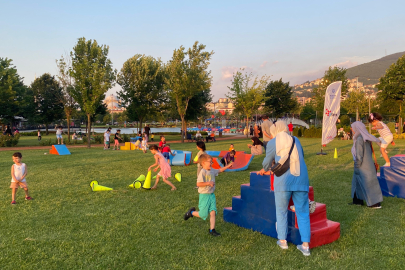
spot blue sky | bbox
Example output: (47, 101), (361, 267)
(1, 0), (404, 99)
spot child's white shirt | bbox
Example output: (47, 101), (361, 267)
(12, 163), (26, 183)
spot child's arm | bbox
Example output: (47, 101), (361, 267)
(196, 181), (214, 187)
(21, 165), (28, 180)
(11, 165), (19, 182)
(219, 162), (233, 173)
(148, 156), (159, 171)
(170, 150), (175, 156)
(371, 123), (383, 130)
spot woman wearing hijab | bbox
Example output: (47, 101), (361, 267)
(350, 121), (383, 208)
(258, 121), (311, 256)
(247, 137), (264, 155)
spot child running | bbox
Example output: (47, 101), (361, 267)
(220, 150), (236, 167)
(10, 152), (32, 204)
(113, 129), (122, 150)
(148, 145), (177, 190)
(368, 113), (395, 166)
(184, 153), (233, 236)
(194, 141), (206, 177)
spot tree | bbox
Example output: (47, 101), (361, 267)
(312, 66), (349, 113)
(117, 55), (167, 132)
(165, 41), (214, 142)
(69, 37), (116, 148)
(226, 69), (271, 137)
(264, 78), (299, 118)
(377, 54), (405, 133)
(0, 58), (27, 126)
(300, 102), (316, 122)
(341, 89), (371, 117)
(30, 73), (64, 134)
(56, 53), (77, 142)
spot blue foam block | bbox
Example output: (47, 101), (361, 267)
(53, 145), (71, 155)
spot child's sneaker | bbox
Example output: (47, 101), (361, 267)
(184, 207), (195, 220)
(25, 196), (33, 200)
(383, 163), (390, 167)
(309, 201), (316, 214)
(11, 200), (16, 205)
(297, 245), (311, 256)
(209, 229), (221, 236)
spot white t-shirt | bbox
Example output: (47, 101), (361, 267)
(12, 163), (26, 183)
(197, 168), (219, 194)
(104, 132), (110, 141)
(56, 129), (62, 135)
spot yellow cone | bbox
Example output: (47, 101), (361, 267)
(142, 171), (152, 189)
(334, 148), (338, 159)
(175, 173), (182, 182)
(194, 155), (199, 162)
(128, 182), (135, 188)
(90, 180), (113, 191)
(136, 174), (145, 181)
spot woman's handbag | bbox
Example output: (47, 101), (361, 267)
(370, 142), (379, 172)
(269, 137), (295, 177)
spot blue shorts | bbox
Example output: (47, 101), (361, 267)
(56, 134), (62, 139)
(198, 193), (217, 220)
(162, 152), (170, 160)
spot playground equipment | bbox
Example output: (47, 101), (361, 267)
(204, 151), (253, 172)
(49, 145), (71, 155)
(169, 150), (193, 166)
(142, 171), (152, 190)
(90, 181), (113, 191)
(175, 173), (182, 182)
(223, 172), (340, 248)
(120, 142), (140, 150)
(377, 154), (405, 199)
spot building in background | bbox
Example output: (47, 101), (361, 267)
(103, 94), (125, 113)
(206, 98), (235, 114)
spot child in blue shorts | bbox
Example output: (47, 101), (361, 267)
(184, 153), (233, 236)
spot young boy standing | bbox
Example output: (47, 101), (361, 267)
(184, 153), (232, 236)
(10, 152), (32, 204)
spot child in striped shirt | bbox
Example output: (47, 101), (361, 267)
(368, 113), (395, 167)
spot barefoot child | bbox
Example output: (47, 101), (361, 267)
(194, 141), (206, 177)
(10, 152), (32, 204)
(184, 153), (233, 236)
(368, 113), (395, 166)
(148, 145), (177, 190)
(113, 129), (122, 150)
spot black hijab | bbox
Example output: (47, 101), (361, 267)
(251, 137), (263, 146)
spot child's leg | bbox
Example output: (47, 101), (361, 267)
(61, 137), (63, 144)
(24, 188), (29, 197)
(162, 177), (176, 190)
(151, 175), (160, 189)
(192, 211), (200, 217)
(381, 147), (390, 163)
(209, 210), (216, 230)
(11, 188), (17, 201)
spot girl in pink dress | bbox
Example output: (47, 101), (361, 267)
(148, 145), (177, 190)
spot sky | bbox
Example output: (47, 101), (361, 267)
(1, 0), (405, 100)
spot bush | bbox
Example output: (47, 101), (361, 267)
(93, 135), (104, 144)
(293, 128), (299, 137)
(298, 128), (303, 137)
(340, 115), (350, 126)
(0, 134), (20, 147)
(39, 138), (54, 146)
(19, 131), (38, 136)
(122, 134), (130, 142)
(303, 127), (322, 138)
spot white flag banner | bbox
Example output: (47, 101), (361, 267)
(321, 81), (342, 146)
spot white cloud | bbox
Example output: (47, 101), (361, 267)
(260, 61), (268, 68)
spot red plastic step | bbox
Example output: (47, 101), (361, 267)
(309, 220), (340, 248)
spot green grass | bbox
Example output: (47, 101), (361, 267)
(0, 138), (404, 269)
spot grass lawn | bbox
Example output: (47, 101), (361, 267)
(0, 138), (404, 269)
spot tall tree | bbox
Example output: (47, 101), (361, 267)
(377, 54), (405, 133)
(169, 88), (212, 123)
(165, 41), (214, 142)
(30, 73), (64, 134)
(312, 66), (349, 112)
(227, 69), (270, 137)
(341, 89), (373, 118)
(117, 54), (167, 132)
(70, 37), (116, 148)
(264, 78), (299, 118)
(56, 54), (77, 142)
(0, 58), (27, 126)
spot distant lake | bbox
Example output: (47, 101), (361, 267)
(22, 127), (181, 134)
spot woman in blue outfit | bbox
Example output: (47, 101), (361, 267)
(258, 121), (311, 256)
(350, 121), (383, 208)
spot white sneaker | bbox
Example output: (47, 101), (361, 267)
(277, 240), (288, 250)
(297, 245), (310, 256)
(309, 201), (316, 214)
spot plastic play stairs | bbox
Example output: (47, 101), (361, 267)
(223, 172), (340, 248)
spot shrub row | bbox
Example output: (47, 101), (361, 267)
(0, 134), (20, 147)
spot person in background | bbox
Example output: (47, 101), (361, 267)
(220, 150), (235, 166)
(261, 114), (273, 152)
(350, 121), (383, 209)
(37, 129), (41, 141)
(402, 122), (405, 134)
(113, 129), (122, 150)
(72, 132), (78, 141)
(10, 152), (33, 204)
(288, 122), (294, 136)
(56, 126), (64, 145)
(247, 137), (263, 155)
(144, 124), (151, 138)
(229, 144), (235, 151)
(162, 144), (175, 161)
(150, 132), (155, 141)
(249, 125), (254, 136)
(395, 122), (399, 134)
(368, 113), (395, 167)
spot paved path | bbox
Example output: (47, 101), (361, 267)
(0, 135), (248, 151)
